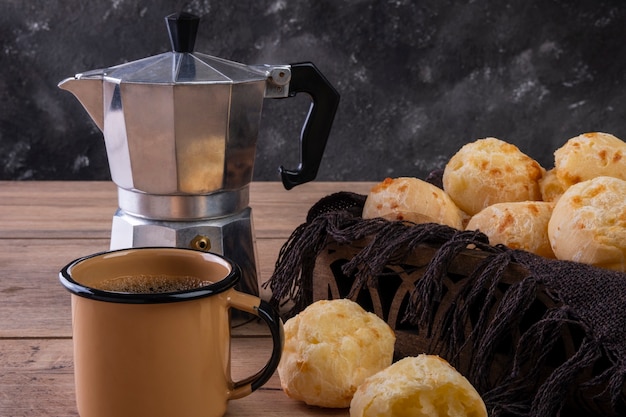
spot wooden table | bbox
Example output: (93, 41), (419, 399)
(0, 181), (375, 417)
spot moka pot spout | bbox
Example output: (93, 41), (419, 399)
(58, 71), (104, 131)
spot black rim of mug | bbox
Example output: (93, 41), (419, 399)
(59, 247), (241, 304)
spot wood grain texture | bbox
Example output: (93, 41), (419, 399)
(0, 338), (349, 417)
(0, 181), (371, 416)
(0, 181), (373, 238)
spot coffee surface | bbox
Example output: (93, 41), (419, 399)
(95, 274), (212, 293)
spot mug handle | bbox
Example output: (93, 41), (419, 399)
(226, 290), (284, 400)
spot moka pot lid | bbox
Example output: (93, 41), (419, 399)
(81, 12), (270, 85)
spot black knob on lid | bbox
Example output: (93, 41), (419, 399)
(166, 12), (200, 53)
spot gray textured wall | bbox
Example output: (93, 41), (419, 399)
(2, 0), (625, 183)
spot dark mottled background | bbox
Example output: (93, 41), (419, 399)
(1, 0), (625, 183)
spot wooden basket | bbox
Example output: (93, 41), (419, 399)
(308, 238), (623, 416)
(312, 239), (565, 356)
(266, 190), (626, 416)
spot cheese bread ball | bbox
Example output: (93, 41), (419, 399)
(548, 176), (626, 271)
(466, 201), (555, 258)
(539, 168), (566, 203)
(442, 138), (545, 216)
(350, 355), (487, 417)
(362, 177), (467, 230)
(554, 132), (626, 189)
(278, 299), (396, 408)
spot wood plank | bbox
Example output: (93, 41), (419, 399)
(0, 338), (348, 417)
(226, 391), (349, 417)
(0, 238), (288, 338)
(0, 181), (375, 417)
(0, 181), (372, 205)
(0, 181), (374, 336)
(0, 239), (109, 338)
(250, 181), (373, 238)
(0, 181), (116, 204)
(0, 206), (115, 239)
(0, 181), (375, 239)
(0, 181), (116, 239)
(0, 339), (77, 417)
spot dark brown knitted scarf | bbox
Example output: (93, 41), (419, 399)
(264, 191), (626, 417)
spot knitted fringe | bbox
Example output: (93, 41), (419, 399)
(263, 193), (626, 416)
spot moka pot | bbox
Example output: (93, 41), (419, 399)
(58, 12), (340, 296)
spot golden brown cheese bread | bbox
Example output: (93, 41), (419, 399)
(539, 168), (566, 203)
(554, 132), (626, 189)
(362, 177), (467, 230)
(548, 176), (626, 271)
(442, 137), (545, 216)
(277, 299), (396, 408)
(466, 201), (555, 258)
(349, 355), (487, 417)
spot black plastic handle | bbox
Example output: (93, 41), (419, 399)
(279, 62), (340, 190)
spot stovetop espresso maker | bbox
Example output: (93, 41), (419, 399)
(59, 12), (340, 297)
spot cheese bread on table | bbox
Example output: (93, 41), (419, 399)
(466, 201), (555, 258)
(277, 299), (396, 408)
(362, 177), (467, 230)
(350, 355), (487, 417)
(442, 137), (545, 216)
(548, 176), (626, 272)
(553, 132), (626, 189)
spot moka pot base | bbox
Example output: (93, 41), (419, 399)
(110, 187), (259, 299)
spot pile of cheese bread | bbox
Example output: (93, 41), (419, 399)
(276, 132), (625, 417)
(363, 132), (626, 272)
(278, 299), (488, 417)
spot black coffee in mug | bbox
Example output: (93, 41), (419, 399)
(95, 274), (213, 293)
